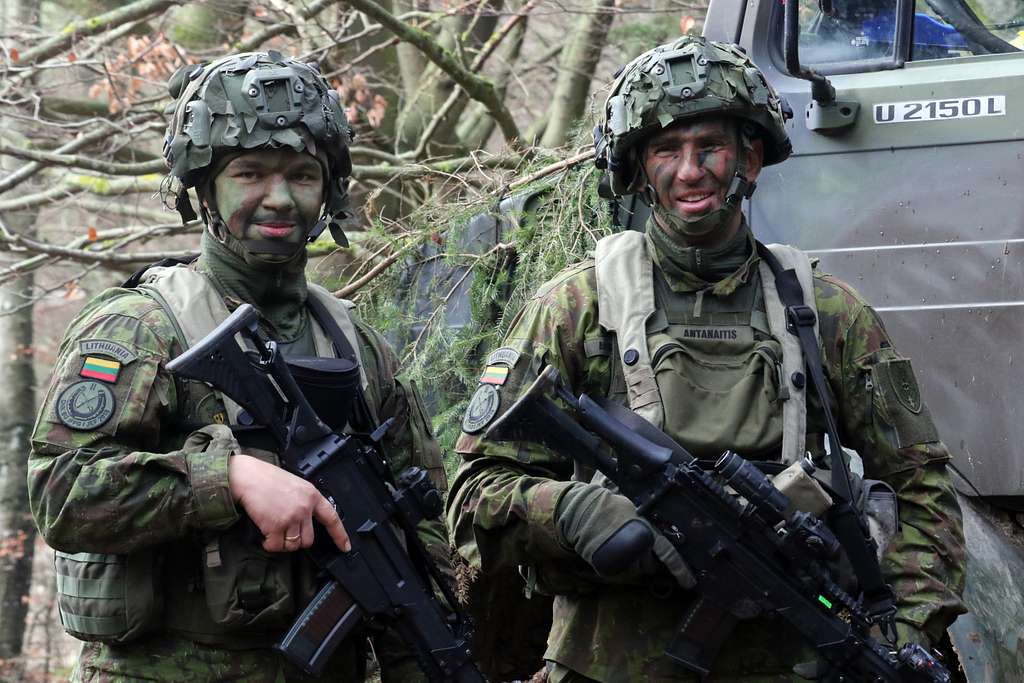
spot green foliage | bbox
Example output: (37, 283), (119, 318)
(354, 150), (616, 467)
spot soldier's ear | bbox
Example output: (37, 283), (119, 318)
(745, 137), (764, 184)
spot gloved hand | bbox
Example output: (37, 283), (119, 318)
(555, 482), (695, 588)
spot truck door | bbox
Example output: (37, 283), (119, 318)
(706, 0), (1024, 501)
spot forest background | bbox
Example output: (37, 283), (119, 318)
(0, 0), (709, 680)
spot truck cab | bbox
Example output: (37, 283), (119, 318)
(702, 0), (1024, 677)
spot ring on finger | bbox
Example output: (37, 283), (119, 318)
(285, 533), (301, 543)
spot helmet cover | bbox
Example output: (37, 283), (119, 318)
(595, 36), (792, 197)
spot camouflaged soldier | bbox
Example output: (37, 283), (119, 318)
(28, 51), (449, 682)
(446, 37), (966, 681)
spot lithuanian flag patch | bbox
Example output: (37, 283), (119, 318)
(80, 356), (121, 383)
(479, 365), (509, 385)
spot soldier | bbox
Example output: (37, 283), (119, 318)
(28, 52), (448, 682)
(446, 36), (966, 681)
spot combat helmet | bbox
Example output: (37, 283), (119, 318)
(163, 50), (354, 249)
(595, 36), (792, 198)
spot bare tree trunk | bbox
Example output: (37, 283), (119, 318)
(0, 0), (41, 666)
(395, 0), (503, 154)
(456, 14), (528, 149)
(539, 0), (615, 147)
(168, 0), (248, 49)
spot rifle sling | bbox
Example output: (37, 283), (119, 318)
(755, 242), (896, 628)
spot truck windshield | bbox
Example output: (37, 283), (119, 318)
(795, 0), (1023, 68)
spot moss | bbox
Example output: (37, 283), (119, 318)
(71, 175), (112, 194)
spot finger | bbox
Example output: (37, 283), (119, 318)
(262, 529), (284, 553)
(313, 495), (351, 552)
(299, 517), (314, 549)
(284, 527), (302, 551)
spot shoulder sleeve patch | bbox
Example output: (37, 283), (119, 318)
(55, 380), (116, 430)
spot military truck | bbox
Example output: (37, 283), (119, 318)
(697, 0), (1023, 678)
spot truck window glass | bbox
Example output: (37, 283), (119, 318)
(792, 0), (1022, 71)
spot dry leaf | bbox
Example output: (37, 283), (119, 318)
(10, 47), (19, 63)
(87, 227), (98, 241)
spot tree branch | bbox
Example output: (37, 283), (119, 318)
(0, 224), (196, 266)
(0, 141), (164, 175)
(12, 0), (182, 67)
(235, 0), (341, 51)
(506, 148), (594, 191)
(343, 0), (521, 146)
(0, 126), (111, 194)
(407, 0), (539, 159)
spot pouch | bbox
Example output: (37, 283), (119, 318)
(201, 520), (296, 630)
(182, 426), (298, 630)
(54, 547), (164, 643)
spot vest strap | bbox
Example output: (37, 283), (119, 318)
(757, 243), (817, 465)
(595, 231), (663, 428)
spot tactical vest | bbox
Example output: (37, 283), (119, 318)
(55, 265), (370, 649)
(594, 231), (817, 465)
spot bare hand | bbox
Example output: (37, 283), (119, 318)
(228, 454), (351, 554)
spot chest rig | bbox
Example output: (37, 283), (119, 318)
(593, 231), (899, 635)
(138, 264), (369, 430)
(136, 265), (371, 646)
(594, 230), (817, 464)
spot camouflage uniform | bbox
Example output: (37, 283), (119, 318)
(28, 52), (449, 683)
(446, 36), (965, 683)
(28, 252), (449, 682)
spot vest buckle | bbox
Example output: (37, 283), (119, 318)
(786, 305), (816, 333)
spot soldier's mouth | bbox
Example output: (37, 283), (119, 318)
(674, 192), (717, 215)
(254, 222), (297, 238)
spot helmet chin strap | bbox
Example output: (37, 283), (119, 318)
(646, 126), (758, 240)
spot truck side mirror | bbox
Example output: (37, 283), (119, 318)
(782, 0), (914, 132)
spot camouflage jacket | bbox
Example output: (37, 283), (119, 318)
(29, 263), (448, 681)
(447, 241), (966, 682)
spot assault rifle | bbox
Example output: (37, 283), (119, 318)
(485, 365), (950, 683)
(166, 304), (484, 682)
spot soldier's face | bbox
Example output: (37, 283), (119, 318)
(641, 117), (763, 225)
(212, 148), (324, 247)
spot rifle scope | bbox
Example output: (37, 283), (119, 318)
(715, 451), (790, 524)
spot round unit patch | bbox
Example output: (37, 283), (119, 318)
(462, 384), (501, 434)
(56, 380), (116, 431)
